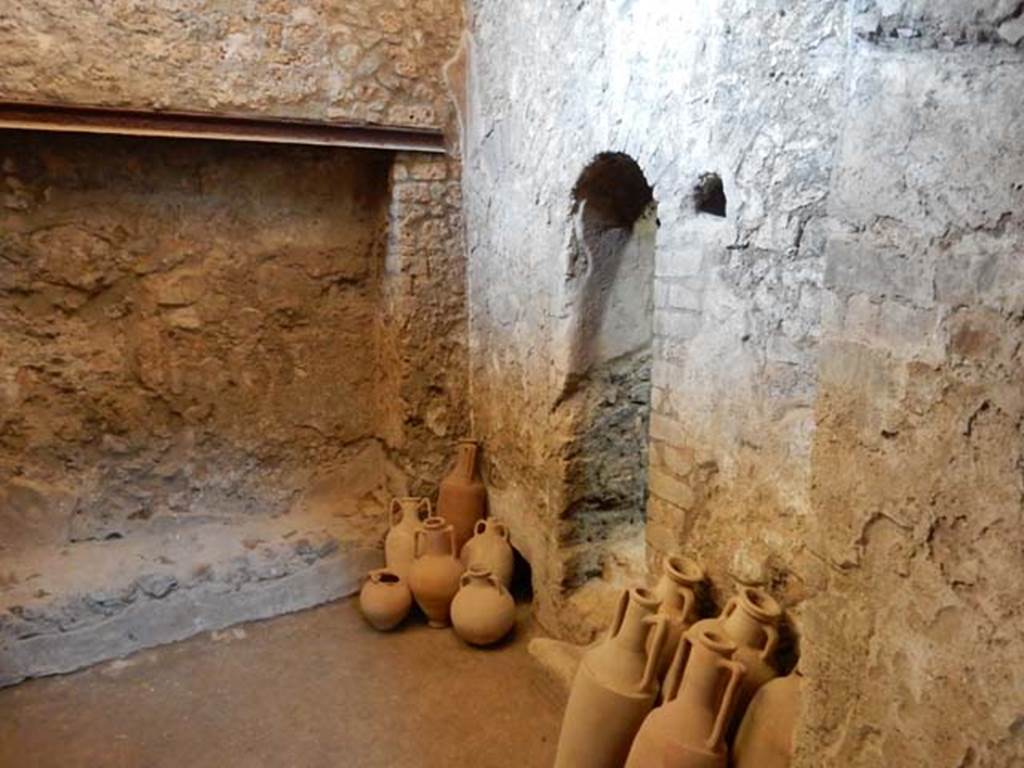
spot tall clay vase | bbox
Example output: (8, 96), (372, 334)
(649, 555), (705, 683)
(625, 628), (745, 768)
(450, 565), (516, 646)
(359, 569), (412, 631)
(460, 519), (515, 587)
(686, 586), (782, 726)
(436, 439), (487, 550)
(732, 672), (803, 768)
(553, 587), (668, 768)
(408, 516), (465, 628)
(384, 497), (432, 580)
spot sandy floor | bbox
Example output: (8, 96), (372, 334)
(0, 597), (565, 768)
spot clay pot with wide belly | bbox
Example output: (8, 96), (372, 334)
(732, 671), (803, 768)
(625, 627), (745, 768)
(436, 440), (487, 550)
(359, 569), (412, 631)
(649, 554), (705, 683)
(460, 519), (514, 587)
(554, 587), (668, 768)
(384, 497), (432, 580)
(450, 565), (516, 646)
(685, 586), (781, 726)
(408, 516), (465, 628)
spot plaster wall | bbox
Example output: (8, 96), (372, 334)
(461, 1), (1024, 764)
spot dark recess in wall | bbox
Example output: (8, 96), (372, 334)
(695, 172), (727, 217)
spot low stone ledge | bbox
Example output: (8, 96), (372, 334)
(0, 512), (383, 687)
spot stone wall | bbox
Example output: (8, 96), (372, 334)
(0, 130), (397, 549)
(461, 0), (1023, 764)
(377, 152), (470, 491)
(0, 0), (463, 130)
(0, 129), (470, 682)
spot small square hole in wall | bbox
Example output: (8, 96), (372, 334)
(695, 173), (727, 217)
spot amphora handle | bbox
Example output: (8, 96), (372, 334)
(760, 623), (779, 659)
(707, 659), (745, 750)
(638, 615), (668, 693)
(416, 497), (433, 521)
(662, 633), (693, 704)
(607, 588), (629, 641)
(413, 529), (425, 559)
(389, 498), (403, 528)
(390, 497), (432, 527)
(721, 596), (739, 620)
(678, 585), (697, 625)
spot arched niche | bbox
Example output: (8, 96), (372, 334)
(553, 152), (657, 594)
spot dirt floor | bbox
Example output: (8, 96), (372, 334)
(0, 597), (565, 768)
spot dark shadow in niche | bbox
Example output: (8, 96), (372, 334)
(695, 172), (727, 217)
(509, 546), (534, 604)
(555, 152), (657, 591)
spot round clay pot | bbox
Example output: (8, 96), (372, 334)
(554, 587), (668, 768)
(384, 497), (432, 580)
(649, 554), (705, 683)
(733, 671), (803, 768)
(460, 519), (515, 587)
(686, 586), (782, 729)
(408, 516), (465, 628)
(451, 565), (516, 646)
(626, 627), (745, 768)
(359, 569), (412, 631)
(436, 440), (487, 551)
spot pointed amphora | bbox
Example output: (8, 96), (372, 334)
(553, 587), (667, 768)
(625, 627), (745, 768)
(436, 440), (487, 551)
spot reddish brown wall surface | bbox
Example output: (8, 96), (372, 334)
(0, 0), (463, 130)
(0, 131), (396, 547)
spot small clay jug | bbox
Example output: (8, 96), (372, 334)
(733, 671), (803, 768)
(649, 554), (705, 683)
(460, 519), (515, 587)
(625, 627), (745, 768)
(384, 497), (432, 580)
(359, 569), (412, 631)
(436, 439), (487, 550)
(408, 516), (465, 628)
(450, 565), (516, 646)
(686, 586), (781, 723)
(553, 587), (668, 768)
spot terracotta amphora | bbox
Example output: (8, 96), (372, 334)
(450, 565), (516, 646)
(408, 516), (465, 628)
(686, 586), (781, 724)
(436, 440), (487, 550)
(553, 587), (668, 768)
(625, 627), (745, 768)
(732, 671), (803, 768)
(359, 569), (412, 631)
(649, 555), (705, 683)
(384, 497), (432, 580)
(460, 519), (515, 587)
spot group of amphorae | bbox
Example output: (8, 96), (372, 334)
(358, 439), (801, 768)
(358, 439), (517, 646)
(554, 559), (801, 768)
